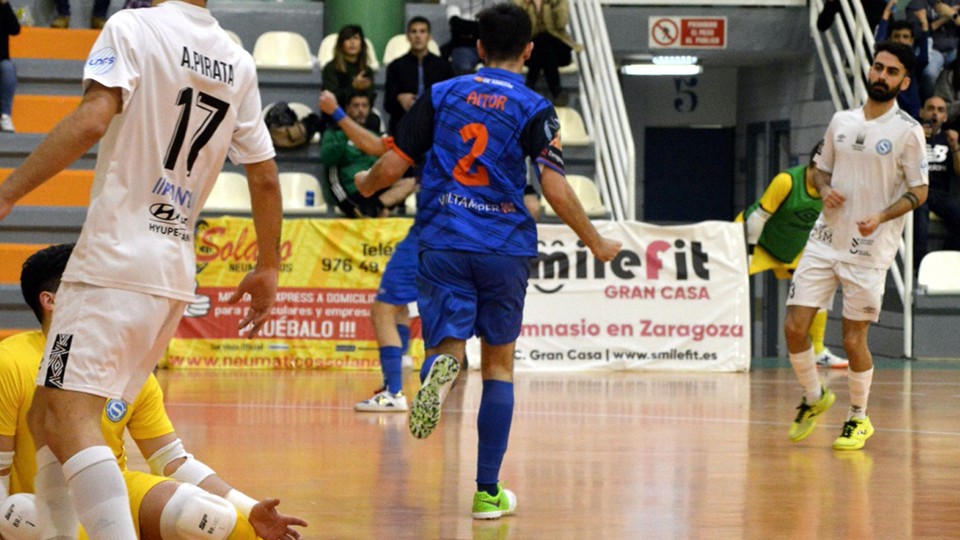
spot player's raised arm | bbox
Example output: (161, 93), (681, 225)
(356, 86), (436, 196)
(318, 90), (387, 157)
(227, 159), (282, 337)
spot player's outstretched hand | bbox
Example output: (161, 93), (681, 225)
(250, 498), (308, 540)
(591, 237), (622, 262)
(856, 214), (881, 237)
(227, 267), (279, 337)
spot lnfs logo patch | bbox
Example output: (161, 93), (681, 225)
(86, 47), (117, 76)
(44, 333), (73, 389)
(875, 139), (892, 155)
(105, 399), (128, 422)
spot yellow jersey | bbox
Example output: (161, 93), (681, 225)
(0, 330), (175, 493)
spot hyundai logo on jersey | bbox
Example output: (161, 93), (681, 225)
(150, 203), (180, 222)
(105, 399), (128, 422)
(87, 48), (117, 76)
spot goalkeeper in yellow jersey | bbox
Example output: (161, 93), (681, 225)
(0, 244), (306, 539)
(736, 142), (848, 369)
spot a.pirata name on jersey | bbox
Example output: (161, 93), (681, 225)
(180, 46), (235, 86)
(466, 92), (507, 111)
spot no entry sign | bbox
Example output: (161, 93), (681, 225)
(648, 17), (727, 49)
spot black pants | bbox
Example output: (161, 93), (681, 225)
(525, 33), (571, 98)
(56, 0), (111, 17)
(914, 188), (960, 264)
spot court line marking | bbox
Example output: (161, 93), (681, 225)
(164, 402), (960, 437)
(750, 378), (960, 387)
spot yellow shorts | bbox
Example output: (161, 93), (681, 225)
(77, 470), (171, 539)
(749, 245), (801, 280)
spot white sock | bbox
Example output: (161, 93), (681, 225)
(62, 446), (136, 540)
(34, 445), (79, 540)
(789, 347), (822, 403)
(847, 367), (874, 420)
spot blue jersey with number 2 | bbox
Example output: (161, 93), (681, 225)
(394, 67), (564, 257)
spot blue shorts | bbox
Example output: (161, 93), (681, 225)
(376, 224), (419, 306)
(417, 249), (530, 349)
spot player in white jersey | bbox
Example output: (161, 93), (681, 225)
(0, 0), (283, 537)
(784, 41), (928, 451)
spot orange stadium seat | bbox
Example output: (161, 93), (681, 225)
(11, 95), (82, 134)
(0, 243), (49, 285)
(0, 169), (93, 207)
(10, 27), (100, 61)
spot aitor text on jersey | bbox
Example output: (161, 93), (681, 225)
(466, 92), (507, 111)
(180, 46), (235, 86)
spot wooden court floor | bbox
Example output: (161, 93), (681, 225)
(141, 362), (960, 539)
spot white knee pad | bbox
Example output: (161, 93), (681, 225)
(159, 483), (237, 540)
(0, 493), (40, 540)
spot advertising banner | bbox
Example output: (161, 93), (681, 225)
(163, 216), (418, 370)
(508, 221), (750, 371)
(165, 218), (749, 372)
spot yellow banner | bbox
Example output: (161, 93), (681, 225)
(163, 216), (421, 370)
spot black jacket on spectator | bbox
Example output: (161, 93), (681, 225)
(1, 2), (21, 62)
(384, 53), (454, 135)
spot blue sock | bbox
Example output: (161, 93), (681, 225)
(397, 325), (410, 354)
(380, 346), (403, 394)
(420, 354), (440, 384)
(476, 379), (514, 495)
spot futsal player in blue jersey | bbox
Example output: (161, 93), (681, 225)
(318, 89), (418, 413)
(356, 3), (621, 519)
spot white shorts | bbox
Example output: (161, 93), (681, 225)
(38, 282), (188, 402)
(786, 252), (888, 322)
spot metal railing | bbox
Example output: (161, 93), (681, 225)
(569, 0), (635, 220)
(809, 0), (915, 357)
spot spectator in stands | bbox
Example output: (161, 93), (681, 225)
(0, 244), (306, 538)
(385, 16), (454, 135)
(442, 0), (498, 74)
(876, 4), (929, 119)
(932, 55), (960, 123)
(319, 90), (416, 217)
(322, 24), (375, 110)
(515, 0), (582, 106)
(51, 0), (112, 29)
(917, 0), (960, 98)
(0, 0), (19, 133)
(915, 96), (960, 263)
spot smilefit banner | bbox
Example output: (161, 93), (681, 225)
(163, 216), (418, 370)
(510, 221), (750, 371)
